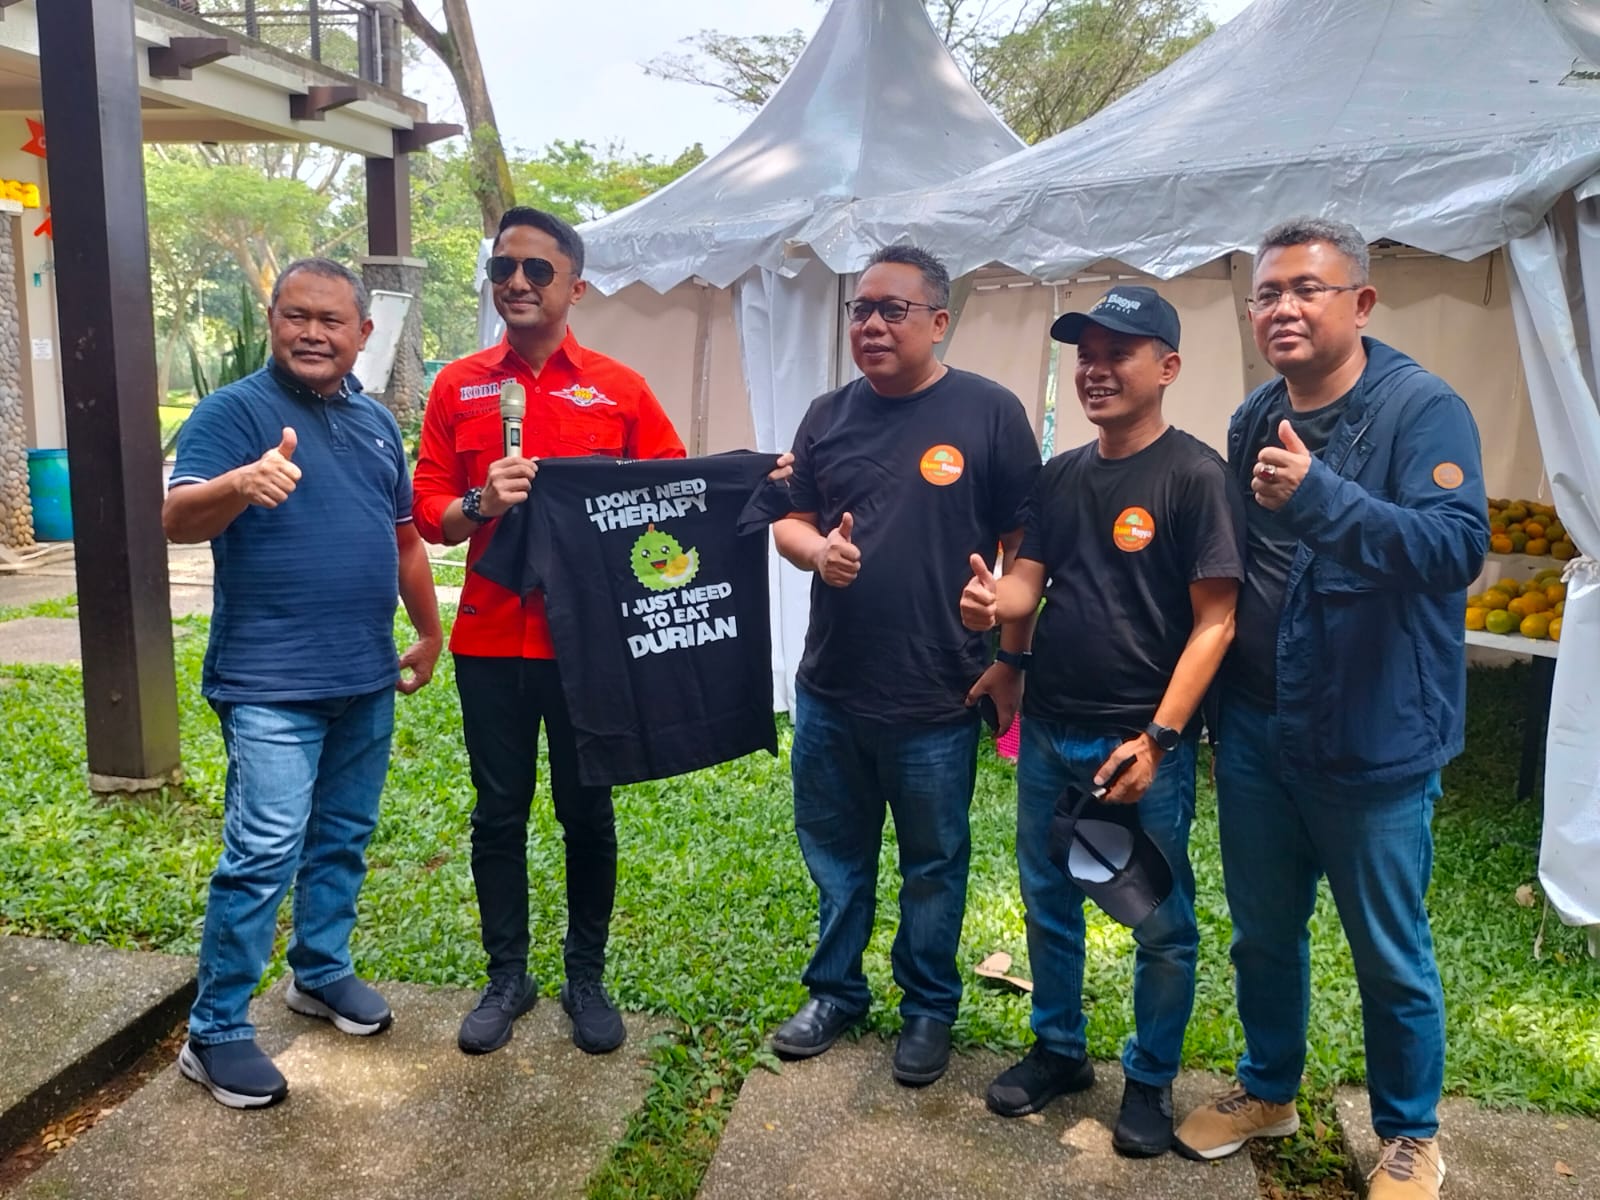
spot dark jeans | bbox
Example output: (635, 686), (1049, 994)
(790, 686), (981, 1024)
(454, 654), (615, 983)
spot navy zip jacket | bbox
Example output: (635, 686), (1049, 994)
(1226, 337), (1489, 785)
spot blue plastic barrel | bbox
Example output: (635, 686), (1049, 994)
(26, 448), (73, 541)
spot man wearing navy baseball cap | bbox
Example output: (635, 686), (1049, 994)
(961, 283), (1245, 1156)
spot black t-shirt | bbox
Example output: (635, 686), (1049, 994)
(1022, 427), (1245, 732)
(1226, 389), (1353, 708)
(788, 368), (1040, 724)
(473, 452), (780, 786)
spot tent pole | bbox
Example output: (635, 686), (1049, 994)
(1229, 253), (1271, 397)
(689, 282), (713, 456)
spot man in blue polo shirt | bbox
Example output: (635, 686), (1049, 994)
(163, 258), (442, 1109)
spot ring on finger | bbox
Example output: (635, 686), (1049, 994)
(1262, 463), (1277, 479)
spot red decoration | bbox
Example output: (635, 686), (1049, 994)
(34, 206), (50, 239)
(21, 118), (45, 159)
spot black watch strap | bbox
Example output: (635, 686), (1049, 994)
(1144, 721), (1181, 752)
(461, 486), (494, 524)
(994, 648), (1031, 671)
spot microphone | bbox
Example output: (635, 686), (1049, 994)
(499, 380), (526, 459)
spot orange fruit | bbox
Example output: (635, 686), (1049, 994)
(1489, 533), (1514, 555)
(1510, 532), (1530, 552)
(1522, 592), (1550, 614)
(1489, 519), (1507, 534)
(1521, 579), (1545, 594)
(1546, 583), (1567, 604)
(1465, 607), (1487, 631)
(1485, 609), (1517, 634)
(1507, 596), (1529, 617)
(1552, 540), (1577, 561)
(1523, 521), (1546, 540)
(1550, 617), (1562, 642)
(1480, 589), (1511, 610)
(1520, 613), (1551, 639)
(1526, 537), (1550, 556)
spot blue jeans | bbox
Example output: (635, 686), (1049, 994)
(1016, 717), (1198, 1086)
(189, 688), (395, 1045)
(790, 687), (980, 1024)
(1214, 694), (1444, 1138)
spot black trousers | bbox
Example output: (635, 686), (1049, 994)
(453, 654), (615, 982)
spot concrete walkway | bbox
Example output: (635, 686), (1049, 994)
(1339, 1089), (1600, 1198)
(0, 936), (194, 1157)
(699, 1038), (1257, 1200)
(13, 977), (669, 1200)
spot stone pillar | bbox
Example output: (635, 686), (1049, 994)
(360, 255), (426, 423)
(0, 203), (33, 549)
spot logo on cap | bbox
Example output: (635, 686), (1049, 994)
(1096, 293), (1143, 314)
(1113, 506), (1155, 552)
(920, 444), (965, 486)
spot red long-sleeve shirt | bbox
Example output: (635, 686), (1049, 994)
(413, 329), (685, 658)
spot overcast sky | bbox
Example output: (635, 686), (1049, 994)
(408, 0), (1256, 161)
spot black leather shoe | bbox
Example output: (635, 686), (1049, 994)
(1112, 1078), (1174, 1158)
(986, 1043), (1096, 1116)
(892, 1016), (951, 1086)
(770, 998), (861, 1059)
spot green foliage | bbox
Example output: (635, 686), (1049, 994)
(3, 649), (1592, 1199)
(516, 140), (709, 226)
(186, 287), (269, 402)
(0, 593), (76, 623)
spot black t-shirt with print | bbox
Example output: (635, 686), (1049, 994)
(1021, 427), (1246, 732)
(1225, 390), (1354, 709)
(787, 367), (1041, 724)
(473, 452), (780, 786)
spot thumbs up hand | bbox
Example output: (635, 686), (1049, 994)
(1252, 417), (1312, 510)
(961, 552), (1000, 631)
(238, 425), (304, 508)
(815, 510), (861, 588)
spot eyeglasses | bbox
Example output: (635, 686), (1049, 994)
(487, 255), (561, 287)
(844, 298), (943, 324)
(1246, 282), (1364, 313)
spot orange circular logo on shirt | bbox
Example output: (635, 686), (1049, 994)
(1432, 462), (1464, 490)
(1113, 506), (1156, 552)
(919, 444), (965, 486)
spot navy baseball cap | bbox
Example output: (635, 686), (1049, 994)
(1045, 758), (1175, 929)
(1050, 285), (1181, 350)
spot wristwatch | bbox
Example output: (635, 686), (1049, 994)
(1144, 721), (1181, 753)
(461, 486), (495, 524)
(994, 648), (1032, 671)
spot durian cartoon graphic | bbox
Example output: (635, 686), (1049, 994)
(631, 523), (699, 591)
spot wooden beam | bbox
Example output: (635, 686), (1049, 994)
(289, 85), (360, 122)
(365, 152), (411, 258)
(394, 122), (462, 153)
(148, 35), (238, 81)
(37, 0), (180, 790)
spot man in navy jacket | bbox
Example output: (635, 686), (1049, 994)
(1174, 218), (1487, 1200)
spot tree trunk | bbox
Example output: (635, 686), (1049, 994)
(402, 0), (515, 235)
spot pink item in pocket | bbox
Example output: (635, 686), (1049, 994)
(996, 715), (1021, 760)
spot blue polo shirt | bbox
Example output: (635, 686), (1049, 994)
(170, 360), (412, 703)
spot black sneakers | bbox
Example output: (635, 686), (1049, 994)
(178, 1039), (288, 1109)
(1113, 1078), (1175, 1158)
(458, 973), (538, 1055)
(560, 979), (626, 1054)
(286, 975), (394, 1036)
(985, 1043), (1096, 1116)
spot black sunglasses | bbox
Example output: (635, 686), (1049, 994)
(487, 255), (560, 287)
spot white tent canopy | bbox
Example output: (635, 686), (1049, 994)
(798, 0), (1600, 280)
(577, 0), (1022, 295)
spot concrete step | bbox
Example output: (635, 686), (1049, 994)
(0, 935), (194, 1156)
(699, 1037), (1258, 1200)
(1338, 1088), (1600, 1198)
(12, 977), (670, 1200)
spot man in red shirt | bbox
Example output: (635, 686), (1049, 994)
(413, 207), (685, 1056)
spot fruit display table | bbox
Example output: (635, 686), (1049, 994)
(1464, 629), (1557, 800)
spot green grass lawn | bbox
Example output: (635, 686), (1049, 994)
(1, 613), (1596, 1197)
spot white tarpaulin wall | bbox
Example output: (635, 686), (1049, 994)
(1507, 191), (1600, 931)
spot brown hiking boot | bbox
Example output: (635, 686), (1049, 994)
(1173, 1084), (1299, 1160)
(1367, 1136), (1445, 1199)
